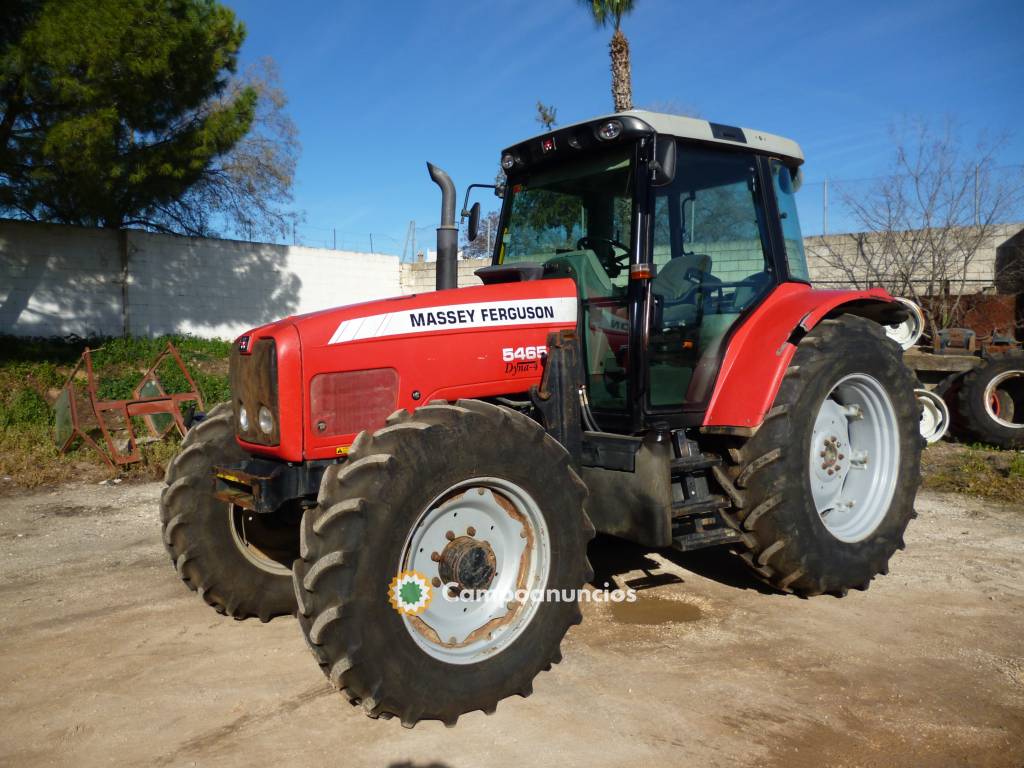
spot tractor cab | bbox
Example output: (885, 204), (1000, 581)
(483, 111), (809, 433)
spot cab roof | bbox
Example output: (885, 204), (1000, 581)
(502, 110), (804, 169)
(620, 110), (803, 164)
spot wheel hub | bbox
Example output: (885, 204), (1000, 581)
(437, 535), (497, 592)
(818, 434), (846, 475)
(398, 479), (551, 664)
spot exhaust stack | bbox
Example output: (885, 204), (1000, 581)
(427, 162), (457, 291)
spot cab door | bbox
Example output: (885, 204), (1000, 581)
(645, 144), (781, 416)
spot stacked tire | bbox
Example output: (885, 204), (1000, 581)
(946, 351), (1024, 449)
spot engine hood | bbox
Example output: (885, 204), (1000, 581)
(289, 279), (578, 350)
(235, 278), (580, 461)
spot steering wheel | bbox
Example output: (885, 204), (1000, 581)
(576, 236), (629, 276)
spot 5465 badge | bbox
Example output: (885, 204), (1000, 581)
(502, 345), (546, 375)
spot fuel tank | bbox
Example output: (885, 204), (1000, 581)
(233, 278), (579, 462)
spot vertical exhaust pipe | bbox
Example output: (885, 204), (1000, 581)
(427, 162), (457, 291)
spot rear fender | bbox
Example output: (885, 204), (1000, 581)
(702, 283), (904, 433)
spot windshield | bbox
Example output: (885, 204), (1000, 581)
(498, 148), (634, 277)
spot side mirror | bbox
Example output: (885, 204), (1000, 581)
(467, 202), (481, 242)
(651, 138), (677, 187)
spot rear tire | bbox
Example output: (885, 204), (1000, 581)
(160, 403), (299, 621)
(293, 399), (593, 726)
(954, 351), (1024, 449)
(714, 315), (922, 596)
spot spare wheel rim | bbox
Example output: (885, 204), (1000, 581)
(983, 371), (1024, 429)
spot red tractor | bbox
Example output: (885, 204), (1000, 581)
(161, 111), (922, 727)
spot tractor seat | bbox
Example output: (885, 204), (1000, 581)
(653, 253), (714, 326)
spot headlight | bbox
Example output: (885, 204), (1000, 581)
(258, 406), (274, 435)
(501, 153), (516, 170)
(238, 406), (249, 431)
(597, 119), (623, 140)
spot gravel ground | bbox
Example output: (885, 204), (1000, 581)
(0, 482), (1021, 767)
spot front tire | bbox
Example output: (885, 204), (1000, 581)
(160, 403), (299, 621)
(714, 315), (923, 596)
(292, 399), (593, 727)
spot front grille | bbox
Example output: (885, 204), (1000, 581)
(230, 339), (279, 446)
(309, 368), (398, 437)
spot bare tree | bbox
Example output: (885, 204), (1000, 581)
(142, 58), (301, 241)
(811, 119), (1024, 329)
(536, 101), (558, 132)
(461, 210), (500, 259)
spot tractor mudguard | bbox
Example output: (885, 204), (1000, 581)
(702, 283), (905, 433)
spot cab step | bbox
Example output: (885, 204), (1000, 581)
(670, 494), (738, 552)
(671, 494), (730, 518)
(672, 526), (740, 552)
(669, 453), (722, 475)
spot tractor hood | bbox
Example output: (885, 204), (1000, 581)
(233, 278), (579, 462)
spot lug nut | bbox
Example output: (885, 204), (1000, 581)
(432, 577), (441, 587)
(827, 469), (835, 475)
(467, 526), (476, 537)
(430, 551), (441, 562)
(445, 530), (455, 541)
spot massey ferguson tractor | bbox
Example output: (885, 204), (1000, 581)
(160, 111), (922, 727)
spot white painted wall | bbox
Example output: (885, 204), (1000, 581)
(0, 223), (124, 337)
(0, 220), (400, 339)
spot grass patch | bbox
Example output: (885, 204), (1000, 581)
(921, 441), (1024, 504)
(0, 334), (230, 490)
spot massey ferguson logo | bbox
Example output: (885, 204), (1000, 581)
(328, 297), (577, 345)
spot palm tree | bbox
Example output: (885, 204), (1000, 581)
(579, 0), (636, 112)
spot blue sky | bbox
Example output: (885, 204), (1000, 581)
(232, 0), (1024, 252)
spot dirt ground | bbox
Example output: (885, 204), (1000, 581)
(0, 481), (1022, 768)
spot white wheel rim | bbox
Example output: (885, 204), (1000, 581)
(398, 478), (551, 665)
(228, 505), (293, 575)
(983, 370), (1024, 429)
(884, 297), (925, 350)
(808, 374), (900, 543)
(915, 388), (950, 444)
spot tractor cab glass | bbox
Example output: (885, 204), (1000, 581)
(648, 144), (774, 409)
(772, 160), (811, 281)
(499, 148), (635, 411)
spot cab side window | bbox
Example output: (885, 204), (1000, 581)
(771, 160), (810, 282)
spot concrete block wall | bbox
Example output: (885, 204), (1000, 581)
(400, 258), (489, 294)
(0, 222), (125, 337)
(128, 232), (400, 338)
(0, 220), (400, 339)
(804, 223), (1023, 291)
